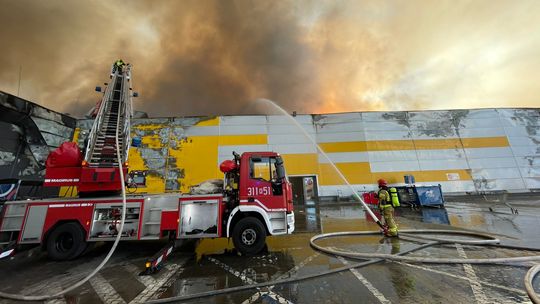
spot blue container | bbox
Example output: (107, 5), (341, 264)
(415, 185), (444, 207)
(131, 136), (142, 147)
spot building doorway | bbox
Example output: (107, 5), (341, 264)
(289, 175), (318, 205)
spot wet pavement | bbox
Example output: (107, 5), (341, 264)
(1, 193), (540, 303)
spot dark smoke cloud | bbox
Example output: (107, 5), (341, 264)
(1, 0), (539, 118)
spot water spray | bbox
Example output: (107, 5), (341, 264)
(256, 98), (385, 229)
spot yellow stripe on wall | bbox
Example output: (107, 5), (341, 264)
(195, 117), (220, 126)
(282, 154), (319, 175)
(318, 161), (472, 185)
(320, 137), (509, 153)
(460, 137), (509, 148)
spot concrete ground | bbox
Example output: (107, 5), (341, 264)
(1, 193), (540, 303)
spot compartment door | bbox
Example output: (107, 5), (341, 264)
(20, 205), (48, 243)
(178, 199), (219, 238)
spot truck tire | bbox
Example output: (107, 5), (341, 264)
(232, 217), (266, 255)
(46, 222), (87, 261)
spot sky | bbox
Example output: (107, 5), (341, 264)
(0, 0), (539, 117)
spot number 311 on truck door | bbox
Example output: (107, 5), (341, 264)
(247, 187), (271, 196)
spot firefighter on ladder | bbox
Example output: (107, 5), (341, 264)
(111, 59), (125, 76)
(377, 179), (399, 237)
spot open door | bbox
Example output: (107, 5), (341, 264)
(289, 175), (318, 205)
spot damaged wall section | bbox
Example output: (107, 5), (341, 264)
(0, 91), (76, 180)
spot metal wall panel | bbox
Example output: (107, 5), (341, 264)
(363, 130), (411, 140)
(468, 158), (518, 169)
(76, 107), (539, 196)
(415, 149), (465, 160)
(418, 159), (469, 170)
(317, 132), (365, 143)
(319, 152), (369, 163)
(367, 150), (418, 162)
(269, 144), (316, 154)
(464, 147), (514, 158)
(370, 161), (421, 172)
(219, 125), (267, 135)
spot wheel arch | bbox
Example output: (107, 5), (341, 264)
(226, 206), (271, 238)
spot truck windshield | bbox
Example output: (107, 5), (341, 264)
(250, 156), (287, 183)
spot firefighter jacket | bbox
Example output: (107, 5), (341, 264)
(378, 188), (392, 210)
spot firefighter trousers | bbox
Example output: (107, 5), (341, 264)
(382, 206), (398, 236)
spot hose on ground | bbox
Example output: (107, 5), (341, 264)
(525, 264), (540, 303)
(147, 241), (439, 303)
(0, 90), (128, 301)
(148, 229), (540, 303)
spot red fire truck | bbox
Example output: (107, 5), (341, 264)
(0, 62), (295, 263)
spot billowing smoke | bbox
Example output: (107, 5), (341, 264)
(0, 0), (539, 117)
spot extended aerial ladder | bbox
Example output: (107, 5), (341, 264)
(44, 62), (135, 194)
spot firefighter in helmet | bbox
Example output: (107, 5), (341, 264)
(111, 59), (125, 75)
(377, 178), (399, 237)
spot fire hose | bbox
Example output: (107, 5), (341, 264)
(147, 229), (540, 303)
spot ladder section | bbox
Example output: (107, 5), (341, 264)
(90, 76), (124, 167)
(84, 64), (133, 168)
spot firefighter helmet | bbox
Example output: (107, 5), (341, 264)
(377, 179), (387, 187)
(219, 159), (238, 173)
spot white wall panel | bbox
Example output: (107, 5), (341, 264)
(468, 158), (517, 169)
(268, 134), (313, 145)
(362, 121), (409, 131)
(220, 116), (267, 125)
(409, 128), (459, 139)
(504, 126), (540, 137)
(438, 181), (476, 193)
(363, 130), (411, 140)
(466, 109), (499, 119)
(511, 146), (540, 157)
(317, 132), (365, 143)
(268, 124), (315, 135)
(219, 125), (267, 135)
(518, 166), (540, 178)
(524, 177), (540, 189)
(361, 112), (403, 122)
(315, 121), (364, 133)
(508, 136), (540, 147)
(370, 161), (421, 172)
(474, 178), (527, 191)
(367, 150), (418, 162)
(515, 156), (540, 167)
(471, 168), (522, 179)
(269, 144), (317, 154)
(419, 159), (469, 170)
(416, 149), (465, 160)
(185, 126), (219, 136)
(459, 118), (502, 128)
(267, 115), (312, 125)
(464, 147), (514, 158)
(457, 128), (506, 137)
(318, 152), (369, 163)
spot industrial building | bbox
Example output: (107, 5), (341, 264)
(2, 91), (539, 202)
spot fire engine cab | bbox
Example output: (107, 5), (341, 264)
(0, 62), (295, 261)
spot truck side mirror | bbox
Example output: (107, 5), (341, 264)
(95, 86), (102, 92)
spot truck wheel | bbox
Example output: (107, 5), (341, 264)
(232, 217), (266, 255)
(46, 222), (86, 261)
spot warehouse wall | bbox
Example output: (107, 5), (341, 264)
(0, 91), (76, 180)
(78, 108), (539, 196)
